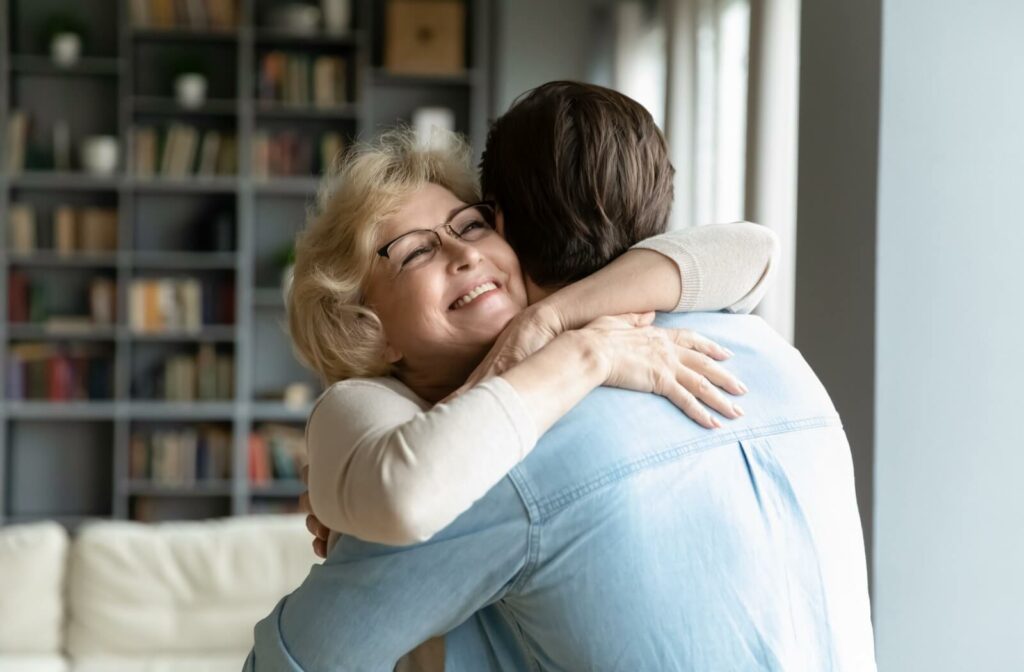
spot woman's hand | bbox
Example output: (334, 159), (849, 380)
(444, 303), (564, 402)
(299, 465), (332, 559)
(583, 312), (748, 429)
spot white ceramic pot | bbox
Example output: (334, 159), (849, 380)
(50, 32), (82, 67)
(175, 73), (208, 109)
(80, 135), (119, 175)
(412, 107), (456, 149)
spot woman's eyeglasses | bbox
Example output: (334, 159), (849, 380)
(376, 201), (497, 275)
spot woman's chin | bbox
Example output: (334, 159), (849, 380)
(452, 305), (519, 345)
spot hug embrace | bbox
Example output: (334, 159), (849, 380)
(245, 81), (876, 671)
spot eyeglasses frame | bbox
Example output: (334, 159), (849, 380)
(375, 200), (498, 262)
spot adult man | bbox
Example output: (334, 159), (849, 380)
(246, 82), (876, 670)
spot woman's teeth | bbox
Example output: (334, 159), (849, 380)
(452, 282), (498, 309)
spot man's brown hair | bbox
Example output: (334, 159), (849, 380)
(480, 81), (674, 287)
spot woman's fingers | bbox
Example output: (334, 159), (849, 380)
(305, 513), (330, 541)
(671, 329), (733, 361)
(680, 349), (748, 396)
(676, 360), (745, 420)
(661, 382), (721, 429)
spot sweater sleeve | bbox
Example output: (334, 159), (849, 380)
(631, 221), (780, 314)
(307, 376), (537, 546)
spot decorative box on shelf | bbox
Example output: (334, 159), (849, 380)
(385, 0), (466, 76)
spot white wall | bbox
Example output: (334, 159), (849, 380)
(873, 1), (1024, 670)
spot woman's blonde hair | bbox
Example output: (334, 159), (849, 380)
(288, 127), (480, 385)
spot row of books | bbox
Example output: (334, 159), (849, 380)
(248, 424), (307, 484)
(128, 277), (235, 333)
(130, 0), (239, 30)
(8, 204), (118, 255)
(157, 346), (235, 401)
(129, 425), (233, 483)
(252, 130), (344, 178)
(6, 344), (113, 400)
(8, 272), (116, 326)
(132, 126), (239, 179)
(258, 53), (349, 108)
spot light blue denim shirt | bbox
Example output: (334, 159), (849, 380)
(245, 313), (876, 671)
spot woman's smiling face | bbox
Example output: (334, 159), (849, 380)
(363, 183), (528, 375)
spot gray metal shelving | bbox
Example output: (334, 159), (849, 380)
(1, 0), (493, 526)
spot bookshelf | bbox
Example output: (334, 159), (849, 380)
(1, 0), (494, 526)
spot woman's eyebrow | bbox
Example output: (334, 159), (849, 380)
(443, 203), (472, 224)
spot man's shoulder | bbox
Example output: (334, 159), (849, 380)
(513, 311), (840, 513)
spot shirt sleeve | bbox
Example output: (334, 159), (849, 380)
(631, 222), (780, 314)
(307, 376), (537, 546)
(247, 480), (531, 671)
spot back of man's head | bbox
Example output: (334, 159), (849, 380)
(480, 81), (675, 288)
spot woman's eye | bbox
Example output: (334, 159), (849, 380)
(400, 247), (432, 267)
(459, 220), (487, 235)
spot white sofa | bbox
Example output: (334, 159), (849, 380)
(0, 515), (317, 672)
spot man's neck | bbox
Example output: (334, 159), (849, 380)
(525, 277), (556, 304)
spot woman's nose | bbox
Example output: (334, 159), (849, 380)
(445, 237), (482, 272)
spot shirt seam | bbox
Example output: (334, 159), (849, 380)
(534, 414), (842, 519)
(506, 469), (542, 595)
(495, 601), (543, 672)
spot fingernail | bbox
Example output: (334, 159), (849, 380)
(711, 417), (722, 429)
(733, 404), (744, 417)
(738, 382), (749, 394)
(723, 348), (735, 357)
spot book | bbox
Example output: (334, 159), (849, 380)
(133, 127), (158, 177)
(215, 354), (234, 398)
(7, 343), (111, 400)
(8, 204), (37, 253)
(54, 206), (77, 256)
(89, 277), (116, 324)
(216, 135), (237, 175)
(159, 124), (179, 175)
(197, 130), (221, 176)
(196, 343), (218, 399)
(248, 432), (271, 484)
(79, 208), (118, 252)
(8, 271), (29, 322)
(6, 111), (28, 173)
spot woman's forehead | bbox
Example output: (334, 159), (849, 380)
(378, 183), (467, 239)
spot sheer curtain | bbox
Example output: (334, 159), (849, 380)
(606, 0), (800, 341)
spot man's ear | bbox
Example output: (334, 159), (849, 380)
(495, 208), (506, 237)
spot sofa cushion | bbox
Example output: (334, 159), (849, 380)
(66, 515), (315, 657)
(72, 655), (244, 672)
(0, 655), (69, 672)
(0, 522), (68, 655)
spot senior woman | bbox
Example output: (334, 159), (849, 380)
(287, 127), (777, 553)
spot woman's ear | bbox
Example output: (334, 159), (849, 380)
(382, 342), (402, 364)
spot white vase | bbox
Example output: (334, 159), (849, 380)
(50, 32), (82, 67)
(175, 73), (208, 109)
(80, 135), (119, 175)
